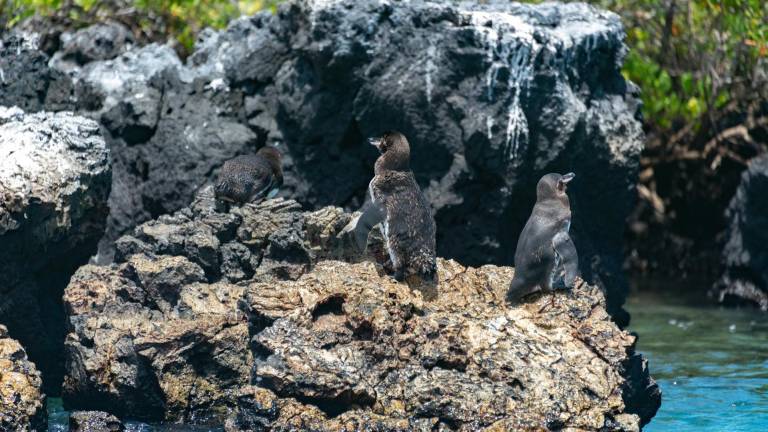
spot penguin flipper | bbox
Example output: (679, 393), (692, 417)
(553, 232), (579, 288)
(341, 200), (385, 251)
(249, 172), (276, 202)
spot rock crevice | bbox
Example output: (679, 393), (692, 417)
(63, 188), (660, 430)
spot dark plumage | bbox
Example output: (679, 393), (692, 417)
(214, 146), (283, 204)
(507, 172), (579, 303)
(369, 131), (437, 283)
(340, 131), (437, 286)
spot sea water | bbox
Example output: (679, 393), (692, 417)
(627, 283), (768, 431)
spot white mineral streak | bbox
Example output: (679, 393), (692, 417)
(425, 43), (438, 105)
(467, 12), (539, 160)
(465, 7), (615, 161)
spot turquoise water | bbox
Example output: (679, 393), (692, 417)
(627, 286), (768, 431)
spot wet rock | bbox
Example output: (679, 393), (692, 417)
(63, 189), (659, 428)
(68, 411), (124, 432)
(714, 154), (768, 309)
(0, 325), (46, 432)
(0, 107), (111, 393)
(3, 0), (640, 322)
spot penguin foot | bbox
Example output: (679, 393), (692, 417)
(537, 293), (558, 314)
(393, 268), (405, 282)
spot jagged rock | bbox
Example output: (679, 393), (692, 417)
(63, 188), (659, 429)
(0, 34), (75, 112)
(714, 154), (768, 309)
(0, 107), (111, 392)
(3, 0), (641, 323)
(0, 325), (46, 432)
(50, 22), (135, 75)
(68, 411), (124, 432)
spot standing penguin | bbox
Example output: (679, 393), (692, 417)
(507, 172), (579, 303)
(342, 131), (437, 285)
(214, 146), (283, 204)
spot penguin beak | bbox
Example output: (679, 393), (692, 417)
(557, 172), (575, 192)
(368, 137), (383, 150)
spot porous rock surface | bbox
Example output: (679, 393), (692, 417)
(0, 107), (111, 392)
(714, 154), (768, 309)
(0, 325), (46, 432)
(63, 188), (659, 429)
(2, 0), (642, 323)
(68, 411), (124, 432)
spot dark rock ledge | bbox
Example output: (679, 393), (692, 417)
(713, 154), (768, 309)
(62, 188), (660, 430)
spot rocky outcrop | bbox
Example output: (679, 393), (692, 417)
(0, 107), (111, 392)
(714, 154), (768, 309)
(2, 0), (642, 324)
(63, 188), (659, 429)
(68, 411), (124, 432)
(49, 22), (135, 75)
(0, 325), (46, 432)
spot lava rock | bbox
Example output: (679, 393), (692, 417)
(63, 188), (659, 428)
(0, 325), (46, 432)
(8, 0), (642, 323)
(714, 154), (768, 309)
(68, 411), (124, 432)
(50, 22), (135, 74)
(0, 34), (75, 112)
(0, 107), (111, 393)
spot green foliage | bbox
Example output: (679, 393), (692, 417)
(1, 0), (282, 53)
(613, 0), (767, 133)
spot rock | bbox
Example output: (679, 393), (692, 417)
(50, 22), (135, 75)
(0, 107), (111, 393)
(69, 411), (124, 432)
(0, 34), (75, 112)
(1, 0), (640, 323)
(714, 154), (768, 309)
(0, 325), (46, 432)
(184, 0), (644, 325)
(63, 188), (659, 428)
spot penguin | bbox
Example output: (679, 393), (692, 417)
(341, 131), (437, 285)
(214, 146), (283, 204)
(507, 172), (579, 303)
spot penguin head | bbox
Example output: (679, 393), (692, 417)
(371, 131), (411, 173)
(257, 146), (282, 174)
(537, 172), (575, 202)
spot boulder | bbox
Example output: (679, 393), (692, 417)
(68, 411), (124, 432)
(2, 0), (640, 322)
(714, 154), (768, 309)
(49, 22), (135, 75)
(0, 34), (74, 112)
(0, 107), (111, 392)
(62, 188), (659, 429)
(0, 325), (46, 432)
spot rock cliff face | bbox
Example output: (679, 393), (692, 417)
(714, 154), (768, 309)
(63, 188), (659, 429)
(2, 0), (642, 324)
(0, 325), (46, 432)
(0, 107), (111, 392)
